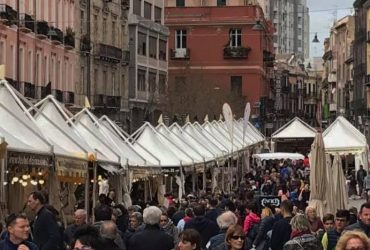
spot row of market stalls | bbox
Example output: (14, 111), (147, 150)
(271, 116), (369, 172)
(0, 80), (265, 219)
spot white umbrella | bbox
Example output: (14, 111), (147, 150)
(309, 133), (327, 219)
(332, 154), (348, 210)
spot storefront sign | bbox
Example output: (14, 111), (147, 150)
(56, 157), (88, 177)
(7, 151), (52, 167)
(259, 196), (281, 208)
(161, 167), (179, 174)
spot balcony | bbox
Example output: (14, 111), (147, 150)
(366, 75), (370, 86)
(23, 82), (35, 99)
(170, 48), (190, 60)
(19, 13), (34, 33)
(223, 46), (251, 59)
(0, 4), (17, 26)
(64, 28), (75, 50)
(106, 96), (121, 108)
(93, 94), (107, 107)
(36, 21), (49, 39)
(53, 89), (63, 102)
(281, 85), (290, 93)
(80, 35), (92, 54)
(50, 27), (64, 45)
(122, 50), (130, 65)
(5, 78), (20, 92)
(121, 0), (130, 10)
(95, 43), (122, 63)
(63, 91), (75, 105)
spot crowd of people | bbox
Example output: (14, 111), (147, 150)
(0, 159), (370, 250)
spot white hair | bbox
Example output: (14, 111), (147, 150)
(217, 211), (238, 229)
(75, 209), (87, 216)
(143, 206), (162, 225)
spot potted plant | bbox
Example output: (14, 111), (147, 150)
(64, 27), (75, 48)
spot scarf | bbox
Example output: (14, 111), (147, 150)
(290, 229), (311, 239)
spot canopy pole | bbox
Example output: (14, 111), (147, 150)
(170, 176), (173, 193)
(202, 165), (206, 191)
(221, 167), (225, 192)
(84, 163), (89, 223)
(92, 162), (97, 223)
(229, 157), (232, 193)
(236, 154), (240, 188)
(192, 170), (196, 193)
(0, 148), (7, 220)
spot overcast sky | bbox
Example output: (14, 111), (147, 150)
(308, 0), (354, 59)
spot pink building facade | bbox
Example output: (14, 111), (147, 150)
(0, 0), (76, 104)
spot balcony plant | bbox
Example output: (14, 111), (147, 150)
(36, 21), (49, 36)
(80, 34), (92, 52)
(64, 27), (75, 48)
(224, 46), (251, 58)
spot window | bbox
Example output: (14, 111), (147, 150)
(103, 70), (107, 93)
(80, 11), (84, 34)
(112, 21), (116, 45)
(149, 72), (156, 93)
(159, 74), (166, 94)
(176, 0), (185, 7)
(112, 72), (116, 96)
(133, 0), (142, 16)
(175, 30), (187, 49)
(137, 69), (146, 91)
(138, 32), (147, 56)
(217, 0), (226, 6)
(103, 18), (107, 43)
(230, 76), (242, 96)
(94, 69), (99, 92)
(155, 7), (162, 23)
(94, 15), (98, 40)
(0, 41), (4, 65)
(229, 29), (241, 47)
(149, 36), (157, 59)
(159, 40), (167, 61)
(81, 67), (85, 93)
(144, 2), (152, 20)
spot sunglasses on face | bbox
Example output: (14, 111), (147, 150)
(231, 235), (246, 241)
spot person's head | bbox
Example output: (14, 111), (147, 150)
(280, 200), (293, 217)
(193, 204), (205, 217)
(5, 213), (30, 243)
(208, 198), (218, 209)
(335, 210), (350, 232)
(73, 225), (104, 250)
(322, 213), (335, 231)
(98, 194), (107, 205)
(74, 209), (87, 226)
(216, 211), (238, 230)
(225, 225), (245, 250)
(245, 202), (256, 215)
(108, 190), (115, 200)
(359, 202), (370, 226)
(160, 213), (169, 227)
(185, 208), (194, 218)
(143, 206), (162, 225)
(360, 165), (364, 170)
(261, 207), (273, 219)
(100, 220), (117, 241)
(94, 205), (112, 222)
(336, 230), (370, 250)
(290, 214), (310, 233)
(305, 206), (317, 220)
(129, 212), (143, 229)
(177, 229), (202, 250)
(27, 191), (45, 212)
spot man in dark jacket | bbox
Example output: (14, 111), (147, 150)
(64, 209), (87, 248)
(27, 191), (61, 250)
(205, 199), (223, 224)
(100, 221), (123, 250)
(184, 204), (219, 249)
(128, 206), (173, 250)
(207, 211), (237, 250)
(346, 201), (370, 237)
(0, 213), (38, 250)
(270, 200), (293, 250)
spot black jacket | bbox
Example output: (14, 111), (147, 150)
(208, 229), (227, 250)
(32, 206), (62, 250)
(184, 216), (219, 249)
(270, 216), (292, 250)
(128, 224), (173, 250)
(205, 208), (223, 225)
(346, 221), (370, 237)
(253, 215), (280, 247)
(0, 235), (39, 250)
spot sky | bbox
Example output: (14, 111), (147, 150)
(308, 0), (354, 59)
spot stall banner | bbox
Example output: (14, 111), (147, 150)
(258, 196), (281, 211)
(7, 151), (52, 167)
(161, 167), (180, 174)
(56, 157), (88, 178)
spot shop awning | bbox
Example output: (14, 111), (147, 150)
(99, 163), (122, 174)
(272, 117), (317, 139)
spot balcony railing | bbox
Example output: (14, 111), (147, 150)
(170, 48), (190, 60)
(5, 78), (20, 92)
(63, 91), (75, 105)
(23, 82), (35, 98)
(0, 4), (17, 26)
(19, 13), (34, 32)
(50, 27), (63, 45)
(95, 43), (122, 63)
(122, 50), (130, 65)
(223, 46), (251, 59)
(36, 21), (49, 39)
(53, 89), (63, 102)
(93, 94), (107, 107)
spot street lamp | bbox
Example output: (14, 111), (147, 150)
(252, 20), (264, 31)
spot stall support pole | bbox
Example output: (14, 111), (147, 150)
(221, 168), (225, 192)
(202, 166), (206, 191)
(84, 165), (89, 223)
(92, 162), (97, 223)
(144, 179), (148, 203)
(0, 153), (6, 219)
(192, 171), (196, 193)
(170, 176), (173, 193)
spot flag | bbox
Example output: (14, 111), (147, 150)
(0, 65), (5, 80)
(204, 114), (209, 122)
(222, 103), (233, 146)
(316, 100), (322, 128)
(243, 103), (251, 145)
(158, 114), (163, 124)
(84, 96), (91, 108)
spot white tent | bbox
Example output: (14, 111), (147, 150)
(272, 117), (317, 139)
(131, 123), (193, 167)
(204, 121), (243, 151)
(234, 119), (264, 144)
(73, 109), (121, 168)
(99, 116), (150, 166)
(253, 152), (305, 161)
(33, 96), (92, 160)
(0, 81), (52, 155)
(323, 116), (368, 171)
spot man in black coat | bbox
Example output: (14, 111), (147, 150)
(184, 204), (219, 249)
(270, 200), (293, 250)
(27, 191), (62, 250)
(205, 199), (223, 225)
(128, 206), (173, 250)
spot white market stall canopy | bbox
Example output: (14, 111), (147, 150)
(253, 152), (305, 161)
(323, 116), (367, 153)
(272, 117), (317, 139)
(0, 80), (52, 155)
